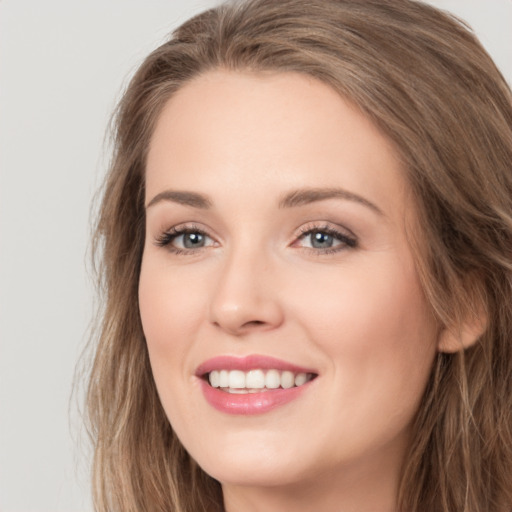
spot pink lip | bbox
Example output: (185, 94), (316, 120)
(195, 354), (315, 376)
(195, 355), (317, 415)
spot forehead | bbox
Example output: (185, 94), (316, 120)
(145, 70), (409, 220)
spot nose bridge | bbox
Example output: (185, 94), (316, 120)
(209, 236), (283, 335)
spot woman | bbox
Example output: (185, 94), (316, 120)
(86, 0), (512, 510)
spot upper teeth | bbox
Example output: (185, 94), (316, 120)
(208, 369), (311, 390)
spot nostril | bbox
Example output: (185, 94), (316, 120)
(243, 320), (266, 328)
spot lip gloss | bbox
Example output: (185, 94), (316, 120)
(199, 379), (311, 415)
(196, 355), (317, 415)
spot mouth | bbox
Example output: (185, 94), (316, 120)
(196, 355), (318, 414)
(204, 369), (316, 394)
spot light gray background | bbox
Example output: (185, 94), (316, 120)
(0, 1), (510, 511)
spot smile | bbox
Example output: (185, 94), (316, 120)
(207, 369), (314, 392)
(196, 355), (318, 414)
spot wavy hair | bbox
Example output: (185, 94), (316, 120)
(86, 1), (512, 510)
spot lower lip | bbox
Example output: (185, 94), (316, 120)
(199, 379), (311, 415)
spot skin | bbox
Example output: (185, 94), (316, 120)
(139, 70), (441, 512)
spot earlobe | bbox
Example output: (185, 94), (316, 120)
(437, 306), (487, 353)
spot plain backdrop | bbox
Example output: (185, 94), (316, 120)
(0, 1), (510, 511)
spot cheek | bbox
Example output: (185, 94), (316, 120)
(138, 255), (204, 373)
(294, 253), (434, 345)
(288, 252), (437, 418)
(138, 254), (211, 431)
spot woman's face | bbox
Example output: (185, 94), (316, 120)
(139, 70), (438, 492)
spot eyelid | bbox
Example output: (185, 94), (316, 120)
(292, 222), (358, 253)
(152, 220), (357, 255)
(153, 223), (218, 252)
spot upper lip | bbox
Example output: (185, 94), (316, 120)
(195, 354), (317, 377)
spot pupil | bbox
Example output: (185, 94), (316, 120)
(183, 232), (204, 248)
(311, 231), (333, 248)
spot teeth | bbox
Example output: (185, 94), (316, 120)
(281, 371), (295, 389)
(228, 370), (245, 388)
(246, 369), (265, 388)
(209, 370), (220, 388)
(208, 369), (313, 391)
(219, 370), (229, 388)
(265, 369), (280, 389)
(295, 373), (307, 386)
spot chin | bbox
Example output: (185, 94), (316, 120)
(187, 432), (317, 487)
(201, 457), (308, 488)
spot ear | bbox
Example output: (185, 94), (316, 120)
(437, 293), (488, 353)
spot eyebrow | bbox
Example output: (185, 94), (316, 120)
(278, 187), (383, 215)
(146, 186), (383, 215)
(146, 190), (213, 209)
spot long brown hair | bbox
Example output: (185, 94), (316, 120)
(86, 1), (512, 510)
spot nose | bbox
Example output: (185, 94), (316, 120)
(209, 245), (284, 336)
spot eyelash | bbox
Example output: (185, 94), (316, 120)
(154, 223), (358, 255)
(296, 224), (358, 254)
(154, 224), (210, 255)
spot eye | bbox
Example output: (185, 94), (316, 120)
(295, 225), (357, 253)
(154, 225), (216, 253)
(177, 231), (209, 249)
(305, 231), (338, 249)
